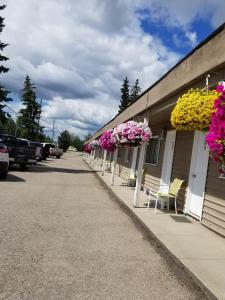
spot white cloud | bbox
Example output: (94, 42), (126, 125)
(1, 0), (224, 138)
(185, 31), (198, 47)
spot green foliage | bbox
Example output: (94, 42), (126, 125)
(18, 75), (43, 140)
(130, 78), (141, 102)
(70, 134), (84, 151)
(58, 130), (71, 152)
(0, 117), (16, 135)
(0, 4), (11, 123)
(118, 76), (130, 113)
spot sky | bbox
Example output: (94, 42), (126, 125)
(1, 0), (225, 139)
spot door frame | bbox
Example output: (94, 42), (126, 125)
(159, 130), (176, 193)
(185, 130), (209, 220)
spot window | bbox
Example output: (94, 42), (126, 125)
(125, 147), (132, 162)
(145, 137), (160, 165)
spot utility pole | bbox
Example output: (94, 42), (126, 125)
(52, 118), (55, 143)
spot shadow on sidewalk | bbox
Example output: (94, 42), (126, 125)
(30, 164), (97, 174)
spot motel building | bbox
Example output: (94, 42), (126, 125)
(86, 23), (225, 238)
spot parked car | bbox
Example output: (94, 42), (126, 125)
(49, 146), (63, 159)
(41, 143), (55, 160)
(0, 134), (36, 170)
(0, 139), (9, 179)
(29, 141), (42, 162)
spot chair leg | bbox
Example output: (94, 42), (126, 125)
(175, 197), (177, 214)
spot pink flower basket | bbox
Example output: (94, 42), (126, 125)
(99, 130), (116, 152)
(112, 121), (152, 147)
(206, 84), (225, 174)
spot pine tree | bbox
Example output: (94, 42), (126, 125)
(130, 78), (141, 103)
(58, 130), (71, 152)
(118, 76), (130, 113)
(18, 75), (42, 140)
(0, 4), (11, 123)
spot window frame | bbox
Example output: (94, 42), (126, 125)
(125, 147), (131, 163)
(145, 136), (161, 166)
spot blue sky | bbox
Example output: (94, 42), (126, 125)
(140, 14), (214, 55)
(1, 0), (225, 138)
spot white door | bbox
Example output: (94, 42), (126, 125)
(159, 130), (176, 193)
(186, 131), (209, 220)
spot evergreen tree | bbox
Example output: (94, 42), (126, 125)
(84, 132), (92, 142)
(0, 117), (16, 135)
(130, 78), (141, 103)
(0, 4), (11, 123)
(18, 75), (42, 140)
(118, 76), (130, 113)
(58, 130), (71, 152)
(71, 134), (84, 151)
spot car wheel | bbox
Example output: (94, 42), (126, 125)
(20, 163), (29, 171)
(56, 155), (60, 159)
(0, 171), (8, 180)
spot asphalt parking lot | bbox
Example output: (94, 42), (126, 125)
(0, 152), (207, 299)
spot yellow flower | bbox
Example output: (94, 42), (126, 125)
(171, 89), (219, 131)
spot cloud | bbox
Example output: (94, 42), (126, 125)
(1, 0), (224, 138)
(185, 31), (198, 47)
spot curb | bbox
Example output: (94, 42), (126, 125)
(84, 159), (218, 300)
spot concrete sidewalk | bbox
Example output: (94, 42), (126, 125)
(87, 159), (225, 300)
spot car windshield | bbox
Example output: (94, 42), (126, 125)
(18, 139), (29, 146)
(0, 141), (6, 149)
(30, 142), (41, 147)
(0, 135), (18, 145)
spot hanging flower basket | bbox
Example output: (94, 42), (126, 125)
(206, 84), (225, 174)
(171, 89), (219, 131)
(89, 139), (100, 150)
(112, 121), (152, 147)
(99, 130), (116, 152)
(83, 143), (91, 153)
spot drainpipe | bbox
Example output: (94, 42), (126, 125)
(133, 117), (148, 207)
(111, 148), (118, 185)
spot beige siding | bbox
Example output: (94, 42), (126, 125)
(115, 147), (133, 182)
(202, 160), (225, 237)
(171, 131), (194, 210)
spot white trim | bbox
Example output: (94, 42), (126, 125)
(185, 131), (209, 220)
(159, 130), (176, 193)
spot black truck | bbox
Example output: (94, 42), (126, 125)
(0, 134), (36, 170)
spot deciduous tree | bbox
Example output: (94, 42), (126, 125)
(58, 130), (71, 152)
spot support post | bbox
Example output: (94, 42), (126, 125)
(130, 147), (138, 178)
(102, 150), (107, 176)
(111, 148), (118, 185)
(133, 117), (148, 207)
(92, 149), (96, 166)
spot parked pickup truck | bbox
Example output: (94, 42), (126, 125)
(49, 146), (63, 159)
(0, 134), (36, 170)
(0, 139), (9, 179)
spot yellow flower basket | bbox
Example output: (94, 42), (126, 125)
(171, 89), (219, 131)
